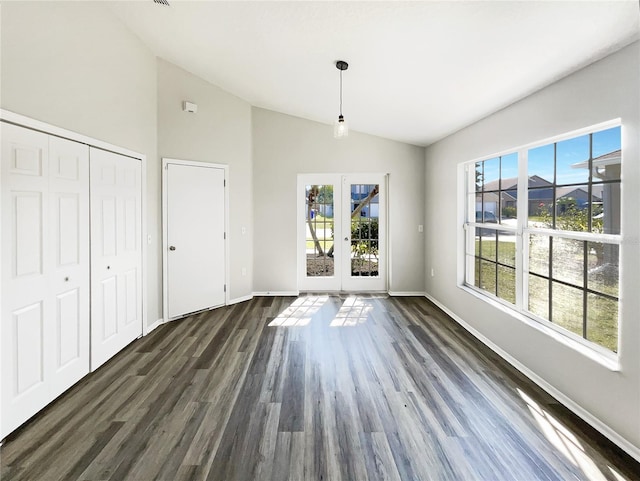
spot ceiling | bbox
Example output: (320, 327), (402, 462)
(109, 1), (639, 147)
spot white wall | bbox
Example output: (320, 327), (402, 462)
(0, 2), (160, 324)
(425, 42), (640, 456)
(252, 108), (425, 294)
(157, 59), (253, 303)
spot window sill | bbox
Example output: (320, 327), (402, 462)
(458, 284), (620, 372)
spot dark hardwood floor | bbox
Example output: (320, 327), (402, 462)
(2, 295), (639, 481)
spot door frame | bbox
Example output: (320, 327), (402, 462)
(297, 173), (389, 293)
(0, 109), (148, 338)
(162, 158), (229, 324)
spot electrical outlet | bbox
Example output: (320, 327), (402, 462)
(241, 267), (247, 276)
(241, 226), (247, 235)
(431, 268), (435, 277)
(418, 225), (424, 233)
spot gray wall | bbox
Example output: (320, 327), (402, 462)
(1, 2), (160, 323)
(157, 59), (253, 303)
(252, 108), (426, 294)
(424, 42), (640, 453)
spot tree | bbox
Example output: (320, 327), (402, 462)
(326, 184), (379, 258)
(538, 199), (606, 265)
(307, 185), (325, 256)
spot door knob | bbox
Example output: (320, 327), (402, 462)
(107, 266), (110, 270)
(64, 277), (69, 282)
(169, 246), (176, 251)
(344, 237), (349, 241)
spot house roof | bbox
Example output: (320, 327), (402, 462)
(482, 175), (550, 192)
(572, 149), (622, 169)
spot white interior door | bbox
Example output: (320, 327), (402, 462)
(90, 147), (142, 371)
(48, 136), (91, 394)
(165, 161), (226, 320)
(298, 173), (386, 292)
(1, 123), (90, 437)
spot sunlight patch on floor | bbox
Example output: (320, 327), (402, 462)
(518, 388), (618, 481)
(268, 296), (329, 327)
(330, 296), (372, 327)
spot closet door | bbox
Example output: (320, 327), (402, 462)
(1, 124), (90, 437)
(48, 136), (90, 394)
(90, 148), (142, 370)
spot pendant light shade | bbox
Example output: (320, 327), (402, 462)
(334, 60), (349, 139)
(334, 115), (348, 139)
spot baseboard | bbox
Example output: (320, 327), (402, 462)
(424, 293), (640, 464)
(146, 318), (163, 334)
(388, 291), (427, 296)
(227, 294), (254, 305)
(253, 291), (300, 296)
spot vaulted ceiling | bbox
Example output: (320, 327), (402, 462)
(109, 1), (639, 146)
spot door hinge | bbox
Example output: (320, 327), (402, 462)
(224, 232), (226, 239)
(224, 284), (227, 292)
(224, 179), (226, 187)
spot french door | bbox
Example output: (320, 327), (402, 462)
(298, 173), (386, 292)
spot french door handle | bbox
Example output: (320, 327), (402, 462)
(169, 246), (176, 251)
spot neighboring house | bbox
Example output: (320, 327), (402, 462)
(480, 173), (603, 216)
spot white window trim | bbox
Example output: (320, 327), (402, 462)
(461, 119), (622, 360)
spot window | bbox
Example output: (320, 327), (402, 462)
(469, 153), (518, 304)
(464, 123), (621, 354)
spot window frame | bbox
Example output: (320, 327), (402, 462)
(462, 119), (622, 359)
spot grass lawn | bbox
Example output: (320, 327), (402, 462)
(306, 240), (334, 250)
(474, 238), (618, 352)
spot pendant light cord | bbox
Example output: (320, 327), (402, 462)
(339, 69), (343, 117)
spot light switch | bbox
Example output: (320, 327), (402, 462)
(418, 225), (424, 233)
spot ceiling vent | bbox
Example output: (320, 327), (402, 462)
(153, 0), (170, 6)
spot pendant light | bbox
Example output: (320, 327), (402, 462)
(334, 60), (349, 139)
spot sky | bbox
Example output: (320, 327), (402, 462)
(478, 126), (621, 188)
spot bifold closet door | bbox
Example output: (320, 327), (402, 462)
(90, 148), (142, 370)
(1, 123), (90, 438)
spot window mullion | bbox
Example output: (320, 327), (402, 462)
(515, 148), (528, 311)
(583, 239), (588, 339)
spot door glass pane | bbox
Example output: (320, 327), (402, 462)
(350, 184), (379, 277)
(305, 184), (334, 277)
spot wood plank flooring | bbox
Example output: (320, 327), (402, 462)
(2, 295), (639, 480)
